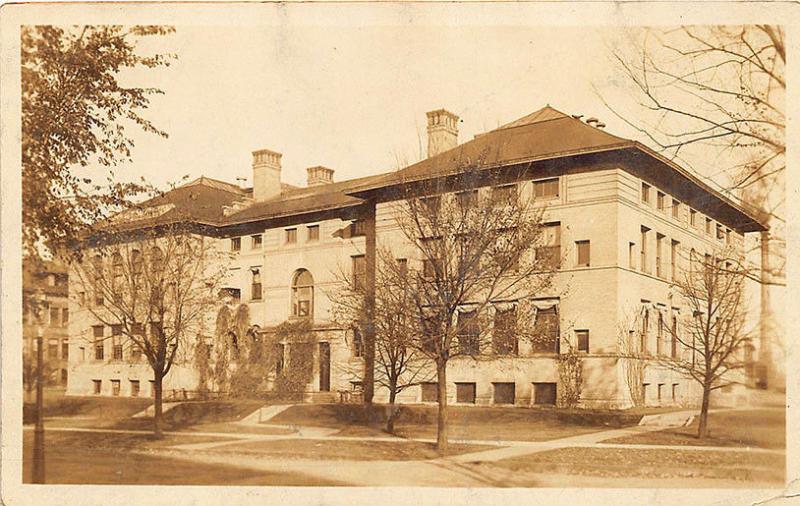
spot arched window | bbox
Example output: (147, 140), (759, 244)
(291, 269), (314, 318)
(131, 249), (143, 283)
(112, 252), (123, 288)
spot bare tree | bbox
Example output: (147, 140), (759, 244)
(617, 309), (649, 408)
(331, 247), (434, 433)
(70, 223), (226, 437)
(385, 163), (559, 450)
(660, 250), (752, 438)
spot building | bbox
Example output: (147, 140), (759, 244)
(66, 105), (767, 408)
(23, 259), (70, 392)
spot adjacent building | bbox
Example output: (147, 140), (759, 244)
(66, 105), (767, 408)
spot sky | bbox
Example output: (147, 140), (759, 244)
(110, 24), (649, 190)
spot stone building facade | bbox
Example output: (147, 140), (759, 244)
(65, 105), (766, 408)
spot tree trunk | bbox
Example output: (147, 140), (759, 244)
(435, 359), (448, 452)
(697, 384), (711, 438)
(153, 371), (164, 438)
(386, 388), (397, 434)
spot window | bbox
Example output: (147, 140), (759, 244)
(533, 382), (557, 406)
(672, 383), (679, 400)
(456, 383), (476, 404)
(49, 307), (60, 327)
(130, 380), (140, 397)
(48, 341), (58, 359)
(149, 380), (156, 397)
(350, 381), (363, 392)
(537, 222), (561, 270)
(113, 343), (123, 360)
(493, 306), (518, 355)
(641, 308), (649, 353)
(456, 189), (478, 210)
(60, 369), (67, 385)
(705, 218), (712, 235)
(131, 345), (142, 361)
(61, 341), (69, 359)
(92, 379), (101, 395)
(251, 268), (262, 300)
(657, 192), (666, 212)
(351, 255), (366, 291)
(492, 184), (517, 205)
(716, 223), (724, 240)
(132, 249), (143, 283)
(47, 273), (56, 287)
(112, 252), (123, 289)
(575, 240), (590, 267)
(672, 199), (680, 219)
(421, 237), (442, 278)
(629, 242), (636, 269)
(725, 228), (732, 245)
(689, 209), (697, 227)
(532, 305), (559, 353)
(657, 383), (664, 402)
(656, 233), (665, 278)
(419, 196), (442, 217)
(251, 234), (262, 249)
(456, 310), (480, 355)
(111, 325), (123, 360)
(231, 237), (241, 252)
(641, 182), (651, 204)
(307, 225), (320, 242)
(350, 220), (367, 237)
(640, 226), (650, 273)
(657, 313), (664, 355)
(111, 379), (121, 396)
(149, 321), (163, 340)
(671, 315), (679, 358)
(352, 328), (363, 358)
(291, 269), (314, 318)
(275, 343), (285, 375)
(285, 228), (297, 244)
(671, 240), (680, 280)
(493, 382), (515, 404)
(397, 258), (408, 276)
(62, 308), (69, 326)
(220, 287), (241, 303)
(93, 326), (104, 360)
(421, 382), (438, 402)
(533, 178), (559, 199)
(576, 330), (589, 353)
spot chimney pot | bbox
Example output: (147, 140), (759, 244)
(426, 109), (459, 158)
(307, 166), (335, 187)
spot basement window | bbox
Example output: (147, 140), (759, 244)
(492, 382), (515, 405)
(456, 383), (476, 404)
(421, 382), (438, 402)
(533, 382), (557, 406)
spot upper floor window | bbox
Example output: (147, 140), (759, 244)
(307, 225), (320, 242)
(533, 178), (559, 199)
(689, 209), (697, 227)
(285, 228), (297, 244)
(492, 184), (517, 205)
(291, 269), (314, 318)
(50, 306), (60, 327)
(352, 255), (366, 291)
(352, 327), (363, 358)
(231, 237), (241, 252)
(575, 240), (590, 267)
(397, 258), (408, 276)
(493, 305), (518, 356)
(350, 220), (367, 237)
(456, 309), (480, 355)
(629, 242), (636, 269)
(641, 182), (651, 204)
(705, 218), (712, 236)
(672, 199), (680, 219)
(716, 223), (724, 241)
(47, 274), (56, 287)
(725, 228), (732, 245)
(456, 190), (478, 210)
(250, 268), (262, 300)
(532, 304), (559, 353)
(640, 226), (650, 273)
(419, 196), (442, 218)
(657, 192), (666, 212)
(251, 235), (262, 249)
(575, 330), (589, 353)
(536, 222), (561, 270)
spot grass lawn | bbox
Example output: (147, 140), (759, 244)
(270, 404), (645, 442)
(201, 438), (491, 461)
(23, 396), (152, 425)
(489, 447), (785, 483)
(605, 409), (785, 449)
(21, 433), (345, 485)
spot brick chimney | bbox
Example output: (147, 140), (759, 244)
(426, 109), (459, 158)
(252, 148), (282, 201)
(306, 166), (335, 187)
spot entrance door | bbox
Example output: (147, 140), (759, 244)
(319, 342), (331, 392)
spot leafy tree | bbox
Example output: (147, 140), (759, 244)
(21, 25), (174, 260)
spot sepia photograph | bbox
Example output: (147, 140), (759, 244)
(0, 2), (795, 503)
